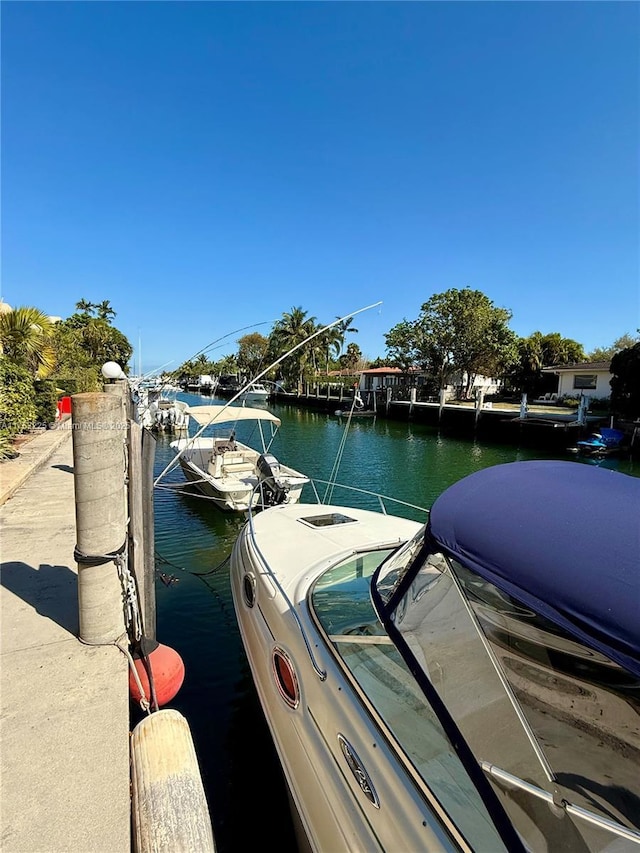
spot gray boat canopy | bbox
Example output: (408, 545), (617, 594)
(185, 404), (282, 428)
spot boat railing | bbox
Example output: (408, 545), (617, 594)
(301, 478), (428, 519)
(245, 479), (429, 681)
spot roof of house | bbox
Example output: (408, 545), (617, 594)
(542, 361), (611, 373)
(359, 366), (402, 375)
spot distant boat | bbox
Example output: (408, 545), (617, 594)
(170, 404), (308, 512)
(238, 382), (270, 403)
(573, 427), (625, 457)
(133, 383), (189, 433)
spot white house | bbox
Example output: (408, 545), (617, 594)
(357, 367), (502, 398)
(542, 361), (612, 400)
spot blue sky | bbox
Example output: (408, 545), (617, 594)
(2, 2), (638, 373)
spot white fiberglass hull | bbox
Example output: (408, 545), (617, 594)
(171, 437), (308, 513)
(230, 504), (468, 852)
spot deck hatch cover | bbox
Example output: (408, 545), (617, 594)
(299, 513), (358, 528)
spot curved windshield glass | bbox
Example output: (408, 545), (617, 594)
(380, 538), (640, 850)
(310, 547), (509, 852)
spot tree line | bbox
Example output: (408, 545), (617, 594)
(174, 288), (638, 414)
(2, 288), (638, 459)
(0, 299), (132, 457)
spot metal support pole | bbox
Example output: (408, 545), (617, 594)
(72, 392), (127, 644)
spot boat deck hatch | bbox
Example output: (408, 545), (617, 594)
(299, 513), (358, 528)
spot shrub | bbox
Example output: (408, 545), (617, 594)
(33, 379), (58, 427)
(0, 359), (37, 435)
(0, 429), (18, 461)
(587, 396), (610, 412)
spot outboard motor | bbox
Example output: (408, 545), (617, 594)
(256, 453), (290, 507)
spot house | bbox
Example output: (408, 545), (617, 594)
(357, 367), (502, 399)
(542, 361), (611, 401)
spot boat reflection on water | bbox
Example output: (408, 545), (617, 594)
(231, 460), (640, 852)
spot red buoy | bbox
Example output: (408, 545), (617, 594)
(129, 640), (185, 708)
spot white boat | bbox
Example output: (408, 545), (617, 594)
(170, 404), (309, 512)
(238, 382), (270, 403)
(134, 383), (190, 433)
(230, 461), (640, 852)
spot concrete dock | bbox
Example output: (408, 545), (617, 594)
(1, 425), (131, 852)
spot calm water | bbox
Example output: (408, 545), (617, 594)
(147, 392), (638, 852)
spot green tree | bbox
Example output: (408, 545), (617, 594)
(508, 332), (585, 396)
(269, 307), (318, 393)
(384, 319), (422, 374)
(0, 306), (56, 378)
(609, 342), (640, 418)
(387, 288), (519, 396)
(538, 333), (584, 366)
(237, 332), (269, 378)
(95, 300), (116, 321)
(339, 342), (363, 372)
(319, 316), (359, 375)
(52, 303), (132, 390)
(588, 333), (639, 362)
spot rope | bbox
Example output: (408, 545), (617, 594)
(73, 540), (127, 567)
(115, 638), (151, 715)
(155, 549), (231, 578)
(115, 548), (143, 644)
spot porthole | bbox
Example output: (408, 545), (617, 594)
(242, 573), (256, 608)
(272, 647), (300, 709)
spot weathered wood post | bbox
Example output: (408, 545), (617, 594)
(128, 421), (157, 643)
(438, 388), (446, 423)
(520, 393), (528, 420)
(131, 709), (215, 853)
(72, 392), (127, 644)
(409, 386), (416, 418)
(103, 378), (131, 420)
(475, 389), (485, 428)
(385, 386), (392, 415)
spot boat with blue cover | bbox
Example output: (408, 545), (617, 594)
(231, 460), (640, 851)
(575, 427), (625, 457)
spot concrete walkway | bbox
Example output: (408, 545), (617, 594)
(1, 426), (130, 852)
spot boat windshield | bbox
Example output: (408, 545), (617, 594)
(310, 546), (510, 852)
(374, 539), (640, 850)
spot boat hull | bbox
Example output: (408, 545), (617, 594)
(230, 505), (466, 852)
(171, 437), (308, 513)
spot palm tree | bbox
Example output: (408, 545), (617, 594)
(334, 316), (358, 352)
(0, 306), (56, 377)
(96, 300), (116, 322)
(75, 298), (94, 314)
(270, 307), (318, 393)
(322, 316), (359, 374)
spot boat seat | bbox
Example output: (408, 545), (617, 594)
(220, 451), (255, 477)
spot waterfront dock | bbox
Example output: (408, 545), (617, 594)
(0, 426), (131, 853)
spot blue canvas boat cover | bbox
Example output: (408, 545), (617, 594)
(427, 460), (640, 677)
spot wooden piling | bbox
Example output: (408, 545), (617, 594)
(72, 392), (127, 644)
(131, 709), (215, 853)
(128, 421), (157, 642)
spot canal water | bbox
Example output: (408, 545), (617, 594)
(148, 392), (638, 853)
